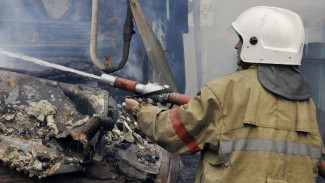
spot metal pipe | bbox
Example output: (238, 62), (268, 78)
(90, 0), (134, 73)
(90, 0), (105, 70)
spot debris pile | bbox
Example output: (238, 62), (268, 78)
(88, 108), (161, 182)
(0, 70), (162, 182)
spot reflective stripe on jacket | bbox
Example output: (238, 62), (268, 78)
(136, 65), (325, 183)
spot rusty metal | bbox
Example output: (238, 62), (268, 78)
(114, 77), (139, 92)
(90, 0), (105, 70)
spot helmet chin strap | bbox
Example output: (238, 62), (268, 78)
(239, 60), (252, 70)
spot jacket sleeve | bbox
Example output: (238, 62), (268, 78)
(135, 85), (224, 155)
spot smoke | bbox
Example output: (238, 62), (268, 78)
(119, 53), (144, 82)
(0, 1), (30, 69)
(0, 0), (89, 72)
(1, 0), (324, 94)
(0, 0), (145, 81)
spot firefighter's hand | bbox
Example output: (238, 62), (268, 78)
(319, 160), (325, 179)
(124, 98), (140, 111)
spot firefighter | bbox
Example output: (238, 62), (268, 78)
(125, 6), (325, 182)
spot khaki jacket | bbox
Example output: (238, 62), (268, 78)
(136, 65), (324, 183)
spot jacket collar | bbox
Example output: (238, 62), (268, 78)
(257, 64), (312, 101)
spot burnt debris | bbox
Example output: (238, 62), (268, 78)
(0, 70), (162, 182)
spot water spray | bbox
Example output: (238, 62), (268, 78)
(0, 48), (191, 105)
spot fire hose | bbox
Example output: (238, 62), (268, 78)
(100, 74), (192, 106)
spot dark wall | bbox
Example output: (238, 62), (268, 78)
(300, 42), (325, 183)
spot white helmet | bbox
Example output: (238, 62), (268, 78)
(232, 6), (305, 65)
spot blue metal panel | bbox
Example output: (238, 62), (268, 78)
(300, 42), (325, 183)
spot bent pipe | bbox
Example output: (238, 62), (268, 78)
(90, 0), (134, 73)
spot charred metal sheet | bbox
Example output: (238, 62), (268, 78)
(56, 116), (103, 158)
(116, 144), (160, 180)
(129, 0), (178, 91)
